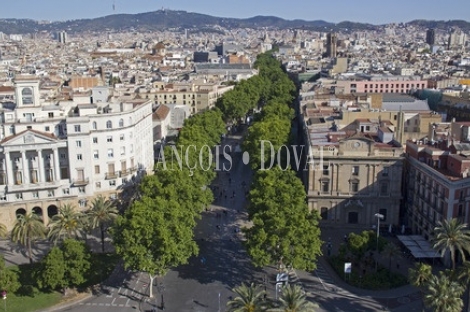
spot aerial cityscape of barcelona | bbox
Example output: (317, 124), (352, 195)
(1, 0), (470, 311)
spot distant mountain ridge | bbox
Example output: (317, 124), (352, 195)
(0, 10), (469, 34)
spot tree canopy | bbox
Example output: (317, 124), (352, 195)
(112, 196), (198, 297)
(37, 239), (91, 291)
(0, 256), (20, 293)
(244, 168), (322, 271)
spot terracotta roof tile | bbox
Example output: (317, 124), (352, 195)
(153, 104), (170, 121)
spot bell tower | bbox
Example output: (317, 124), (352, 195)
(14, 75), (40, 108)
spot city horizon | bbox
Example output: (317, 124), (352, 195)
(1, 0), (470, 25)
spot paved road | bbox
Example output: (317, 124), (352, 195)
(58, 133), (421, 312)
(60, 135), (263, 312)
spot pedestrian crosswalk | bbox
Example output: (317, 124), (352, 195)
(313, 263), (336, 287)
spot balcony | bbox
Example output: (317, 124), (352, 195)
(105, 172), (120, 180)
(121, 169), (131, 176)
(9, 180), (60, 191)
(72, 178), (90, 186)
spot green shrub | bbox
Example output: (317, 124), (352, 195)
(327, 255), (408, 290)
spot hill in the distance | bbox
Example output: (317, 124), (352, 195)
(0, 10), (469, 34)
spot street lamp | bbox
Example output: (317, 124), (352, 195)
(374, 213), (384, 272)
(218, 292), (221, 312)
(1, 290), (6, 312)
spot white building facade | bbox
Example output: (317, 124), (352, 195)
(0, 76), (154, 229)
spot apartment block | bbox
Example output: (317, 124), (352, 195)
(404, 122), (470, 240)
(0, 76), (154, 229)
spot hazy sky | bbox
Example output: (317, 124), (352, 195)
(2, 0), (470, 24)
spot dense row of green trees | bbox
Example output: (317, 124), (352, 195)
(241, 53), (296, 170)
(111, 108), (226, 297)
(237, 53), (322, 273)
(244, 168), (322, 271)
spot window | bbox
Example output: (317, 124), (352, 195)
(92, 121), (97, 130)
(32, 191), (39, 198)
(78, 187), (86, 194)
(321, 181), (329, 193)
(323, 165), (329, 175)
(380, 182), (389, 196)
(60, 153), (66, 159)
(16, 193), (23, 199)
(48, 112), (54, 118)
(47, 190), (54, 197)
(119, 119), (124, 127)
(79, 200), (87, 208)
(21, 88), (33, 105)
(107, 136), (113, 143)
(120, 146), (125, 156)
(458, 204), (464, 217)
(63, 188), (70, 195)
(30, 170), (38, 184)
(93, 150), (99, 159)
(350, 181), (359, 193)
(382, 167), (389, 176)
(93, 137), (98, 144)
(94, 165), (100, 174)
(352, 166), (359, 176)
(120, 134), (125, 141)
(45, 126), (50, 131)
(109, 180), (116, 186)
(106, 120), (112, 129)
(60, 167), (69, 180)
(9, 125), (14, 134)
(379, 208), (387, 222)
(107, 149), (114, 158)
(320, 207), (328, 220)
(76, 140), (82, 147)
(74, 125), (81, 132)
(77, 154), (82, 160)
(95, 182), (101, 188)
(15, 171), (22, 185)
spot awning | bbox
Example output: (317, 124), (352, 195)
(396, 235), (440, 259)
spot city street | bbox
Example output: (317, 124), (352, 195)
(58, 133), (421, 312)
(60, 134), (265, 312)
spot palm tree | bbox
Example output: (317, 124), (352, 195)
(11, 213), (46, 263)
(0, 223), (8, 238)
(433, 218), (470, 269)
(424, 271), (464, 312)
(47, 204), (85, 245)
(409, 262), (432, 312)
(271, 284), (317, 312)
(86, 195), (118, 253)
(382, 242), (401, 272)
(227, 283), (266, 312)
(458, 261), (470, 312)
